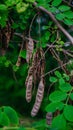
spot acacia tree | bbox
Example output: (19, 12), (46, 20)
(0, 0), (73, 130)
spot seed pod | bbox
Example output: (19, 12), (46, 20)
(26, 75), (33, 102)
(25, 66), (34, 87)
(46, 112), (53, 125)
(26, 38), (34, 63)
(32, 50), (40, 84)
(31, 78), (44, 117)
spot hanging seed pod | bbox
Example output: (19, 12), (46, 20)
(32, 50), (40, 85)
(25, 66), (34, 87)
(46, 112), (53, 125)
(31, 78), (45, 117)
(26, 38), (34, 63)
(1, 20), (14, 55)
(26, 75), (33, 102)
(1, 21), (11, 48)
(36, 48), (45, 79)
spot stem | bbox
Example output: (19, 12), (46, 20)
(65, 88), (73, 105)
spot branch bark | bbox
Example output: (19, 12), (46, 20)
(33, 2), (73, 45)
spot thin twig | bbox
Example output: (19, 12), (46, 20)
(50, 48), (68, 73)
(29, 13), (38, 37)
(41, 60), (72, 78)
(14, 32), (39, 43)
(62, 49), (73, 58)
(62, 0), (73, 7)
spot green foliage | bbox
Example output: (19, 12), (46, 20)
(49, 77), (57, 83)
(0, 0), (73, 130)
(52, 0), (62, 6)
(3, 106), (19, 125)
(16, 2), (29, 13)
(64, 105), (73, 122)
(0, 106), (18, 127)
(46, 71), (73, 130)
(49, 90), (67, 102)
(46, 102), (64, 112)
(52, 114), (66, 130)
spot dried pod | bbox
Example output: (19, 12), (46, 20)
(25, 66), (34, 87)
(46, 112), (53, 125)
(32, 51), (40, 84)
(31, 78), (45, 117)
(16, 56), (21, 67)
(26, 75), (33, 102)
(1, 21), (13, 49)
(0, 20), (14, 55)
(26, 38), (34, 63)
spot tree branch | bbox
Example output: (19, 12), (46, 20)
(33, 2), (73, 45)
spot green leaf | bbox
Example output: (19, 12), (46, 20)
(19, 50), (26, 59)
(49, 76), (57, 83)
(32, 119), (46, 128)
(64, 11), (73, 19)
(20, 63), (28, 76)
(48, 7), (59, 13)
(70, 93), (73, 100)
(4, 60), (11, 67)
(64, 19), (73, 26)
(63, 105), (73, 122)
(45, 102), (64, 112)
(0, 4), (7, 11)
(59, 5), (70, 12)
(0, 112), (10, 126)
(56, 13), (65, 20)
(49, 90), (67, 102)
(52, 114), (66, 130)
(41, 42), (47, 48)
(52, 0), (62, 6)
(4, 106), (19, 125)
(45, 31), (51, 41)
(54, 71), (62, 78)
(59, 83), (72, 92)
(5, 0), (20, 6)
(16, 2), (29, 13)
(12, 23), (19, 29)
(13, 65), (19, 72)
(42, 26), (49, 30)
(63, 74), (70, 81)
(0, 12), (8, 27)
(59, 78), (65, 86)
(25, 0), (35, 3)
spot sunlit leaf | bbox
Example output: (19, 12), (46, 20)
(49, 90), (67, 102)
(52, 0), (62, 6)
(63, 105), (73, 122)
(4, 106), (19, 125)
(52, 114), (66, 130)
(46, 102), (64, 112)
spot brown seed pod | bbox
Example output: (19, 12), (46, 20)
(0, 20), (14, 55)
(25, 65), (34, 87)
(26, 75), (33, 102)
(26, 38), (34, 63)
(46, 112), (53, 125)
(31, 78), (45, 117)
(32, 50), (40, 85)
